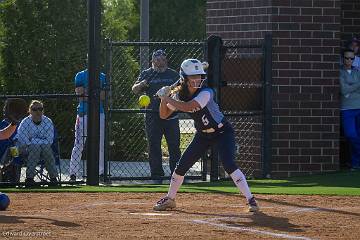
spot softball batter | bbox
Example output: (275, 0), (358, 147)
(153, 58), (259, 212)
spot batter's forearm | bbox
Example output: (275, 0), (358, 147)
(162, 96), (198, 112)
(159, 100), (174, 119)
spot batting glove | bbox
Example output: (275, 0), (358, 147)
(156, 86), (171, 98)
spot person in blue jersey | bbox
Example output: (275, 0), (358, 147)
(153, 59), (259, 212)
(69, 68), (106, 181)
(132, 49), (181, 179)
(0, 123), (16, 141)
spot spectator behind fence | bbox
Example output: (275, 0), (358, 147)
(69, 67), (106, 181)
(347, 37), (360, 70)
(132, 49), (181, 179)
(340, 49), (360, 171)
(16, 100), (58, 186)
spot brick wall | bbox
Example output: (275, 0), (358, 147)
(207, 0), (342, 177)
(206, 0), (272, 44)
(341, 0), (360, 46)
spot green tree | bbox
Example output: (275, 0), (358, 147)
(0, 12), (5, 92)
(0, 0), (88, 157)
(149, 0), (206, 40)
(102, 0), (138, 41)
(0, 0), (88, 93)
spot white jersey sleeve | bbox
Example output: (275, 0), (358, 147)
(193, 90), (211, 109)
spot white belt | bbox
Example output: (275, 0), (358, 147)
(202, 122), (224, 133)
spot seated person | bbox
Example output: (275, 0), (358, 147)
(0, 119), (20, 183)
(0, 119), (16, 164)
(16, 100), (58, 185)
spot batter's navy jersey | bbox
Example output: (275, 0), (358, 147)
(181, 87), (224, 132)
(173, 87), (238, 176)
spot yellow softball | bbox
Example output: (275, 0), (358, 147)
(138, 95), (150, 108)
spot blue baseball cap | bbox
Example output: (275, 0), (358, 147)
(152, 49), (167, 59)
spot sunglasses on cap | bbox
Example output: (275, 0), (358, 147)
(345, 57), (355, 60)
(31, 107), (43, 112)
(152, 50), (166, 58)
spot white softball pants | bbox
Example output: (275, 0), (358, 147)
(70, 113), (105, 177)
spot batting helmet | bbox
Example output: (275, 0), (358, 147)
(180, 59), (207, 88)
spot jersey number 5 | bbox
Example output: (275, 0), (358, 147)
(202, 115), (209, 126)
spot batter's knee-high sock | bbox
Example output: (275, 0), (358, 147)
(167, 172), (184, 199)
(230, 169), (253, 201)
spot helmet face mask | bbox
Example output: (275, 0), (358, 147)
(188, 75), (206, 88)
(180, 59), (206, 88)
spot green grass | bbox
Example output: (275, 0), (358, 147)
(1, 170), (360, 196)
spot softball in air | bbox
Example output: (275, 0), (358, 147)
(138, 95), (150, 108)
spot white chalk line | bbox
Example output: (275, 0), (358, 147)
(285, 207), (321, 213)
(65, 201), (148, 210)
(193, 217), (315, 240)
(129, 212), (172, 216)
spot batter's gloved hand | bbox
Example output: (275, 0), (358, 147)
(156, 86), (171, 98)
(132, 80), (149, 94)
(139, 80), (148, 87)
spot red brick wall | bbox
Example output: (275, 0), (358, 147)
(206, 0), (272, 44)
(207, 0), (342, 177)
(341, 0), (360, 46)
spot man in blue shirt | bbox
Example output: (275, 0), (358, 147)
(70, 68), (106, 181)
(132, 49), (181, 179)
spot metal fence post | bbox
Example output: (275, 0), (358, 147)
(104, 38), (112, 183)
(207, 35), (223, 181)
(262, 33), (273, 178)
(87, 0), (101, 186)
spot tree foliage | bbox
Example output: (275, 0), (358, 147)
(102, 0), (138, 41)
(0, 0), (88, 93)
(149, 0), (206, 40)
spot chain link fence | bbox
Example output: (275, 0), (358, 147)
(105, 38), (271, 181)
(219, 42), (266, 179)
(106, 41), (206, 180)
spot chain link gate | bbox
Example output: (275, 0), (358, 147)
(207, 35), (272, 180)
(105, 41), (207, 181)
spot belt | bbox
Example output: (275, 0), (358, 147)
(202, 122), (224, 133)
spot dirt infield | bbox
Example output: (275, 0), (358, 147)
(0, 193), (359, 239)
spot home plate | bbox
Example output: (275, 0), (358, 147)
(129, 212), (172, 216)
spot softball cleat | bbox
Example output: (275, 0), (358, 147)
(153, 196), (176, 211)
(248, 197), (259, 212)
